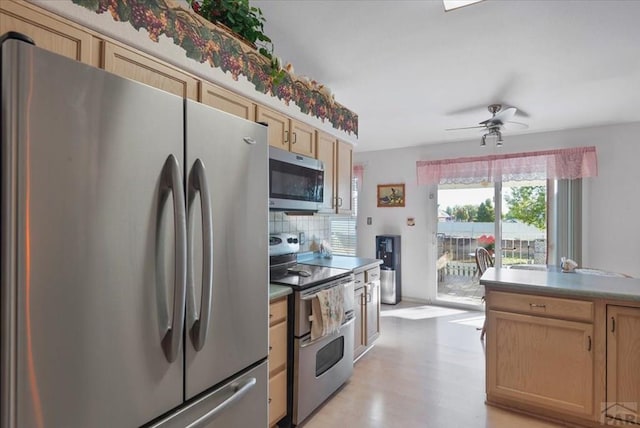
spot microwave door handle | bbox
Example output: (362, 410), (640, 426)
(188, 159), (214, 352)
(159, 155), (188, 363)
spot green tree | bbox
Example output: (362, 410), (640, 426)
(448, 204), (478, 222)
(477, 198), (495, 222)
(504, 186), (546, 229)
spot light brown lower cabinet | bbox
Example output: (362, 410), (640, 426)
(354, 266), (381, 362)
(487, 309), (594, 417)
(268, 297), (287, 427)
(485, 289), (640, 427)
(606, 305), (640, 424)
(354, 284), (366, 359)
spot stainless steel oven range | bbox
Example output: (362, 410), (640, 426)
(271, 263), (355, 426)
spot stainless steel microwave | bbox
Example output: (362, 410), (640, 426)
(269, 147), (324, 211)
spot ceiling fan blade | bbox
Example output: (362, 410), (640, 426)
(445, 125), (486, 131)
(492, 107), (517, 123)
(503, 121), (529, 130)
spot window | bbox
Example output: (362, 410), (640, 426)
(330, 175), (358, 255)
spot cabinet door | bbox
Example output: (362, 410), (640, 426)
(316, 131), (336, 213)
(256, 106), (290, 151)
(606, 305), (640, 423)
(1, 0), (93, 64)
(290, 119), (315, 157)
(268, 321), (287, 377)
(200, 82), (255, 121)
(354, 286), (367, 360)
(366, 281), (381, 344)
(336, 140), (353, 215)
(103, 42), (199, 100)
(268, 369), (287, 427)
(487, 310), (594, 417)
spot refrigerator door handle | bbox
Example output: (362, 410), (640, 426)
(187, 159), (214, 351)
(185, 377), (257, 428)
(159, 154), (188, 363)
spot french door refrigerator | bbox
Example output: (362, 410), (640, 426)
(1, 33), (268, 428)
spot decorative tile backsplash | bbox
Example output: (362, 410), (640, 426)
(269, 212), (331, 253)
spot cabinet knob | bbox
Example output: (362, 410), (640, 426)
(269, 345), (273, 352)
(268, 398), (272, 404)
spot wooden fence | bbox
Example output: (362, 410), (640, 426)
(444, 261), (477, 277)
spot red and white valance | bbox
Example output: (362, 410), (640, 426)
(416, 146), (598, 185)
(353, 164), (365, 190)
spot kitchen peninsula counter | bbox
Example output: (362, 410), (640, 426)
(480, 266), (640, 302)
(297, 254), (382, 273)
(481, 267), (640, 427)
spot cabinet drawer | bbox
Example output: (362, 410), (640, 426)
(354, 272), (365, 289)
(366, 266), (380, 283)
(269, 297), (287, 326)
(268, 369), (287, 427)
(268, 321), (287, 376)
(488, 290), (593, 322)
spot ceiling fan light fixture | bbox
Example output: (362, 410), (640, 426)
(443, 0), (484, 12)
(480, 134), (487, 147)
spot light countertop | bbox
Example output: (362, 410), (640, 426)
(481, 267), (640, 302)
(298, 254), (382, 273)
(269, 284), (292, 301)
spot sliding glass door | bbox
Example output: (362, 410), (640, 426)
(435, 180), (547, 307)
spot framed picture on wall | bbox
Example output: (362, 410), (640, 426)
(377, 183), (405, 207)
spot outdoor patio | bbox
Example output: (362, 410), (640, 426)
(437, 270), (484, 306)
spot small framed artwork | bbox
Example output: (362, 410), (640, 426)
(377, 183), (405, 207)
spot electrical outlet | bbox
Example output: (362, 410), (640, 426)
(298, 232), (305, 245)
(367, 217), (372, 225)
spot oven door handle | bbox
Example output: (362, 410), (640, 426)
(300, 317), (355, 349)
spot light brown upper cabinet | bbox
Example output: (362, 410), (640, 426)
(1, 0), (94, 65)
(289, 119), (315, 157)
(102, 42), (199, 100)
(200, 82), (255, 121)
(316, 132), (353, 214)
(337, 140), (353, 215)
(256, 106), (290, 151)
(316, 131), (337, 213)
(256, 106), (315, 157)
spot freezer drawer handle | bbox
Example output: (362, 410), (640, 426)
(187, 159), (214, 352)
(185, 377), (257, 428)
(159, 154), (188, 363)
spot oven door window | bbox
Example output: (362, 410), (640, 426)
(316, 336), (344, 377)
(270, 159), (323, 203)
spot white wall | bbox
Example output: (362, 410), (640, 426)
(354, 122), (640, 302)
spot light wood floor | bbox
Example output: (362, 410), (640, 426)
(300, 301), (563, 428)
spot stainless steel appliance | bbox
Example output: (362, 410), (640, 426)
(271, 264), (355, 426)
(1, 33), (268, 428)
(269, 233), (300, 256)
(269, 147), (324, 211)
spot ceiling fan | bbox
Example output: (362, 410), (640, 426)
(446, 104), (529, 147)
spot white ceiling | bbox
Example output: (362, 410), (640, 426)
(254, 0), (640, 152)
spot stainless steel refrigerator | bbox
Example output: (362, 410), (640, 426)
(1, 33), (268, 428)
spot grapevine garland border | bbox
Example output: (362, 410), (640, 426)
(71, 0), (358, 136)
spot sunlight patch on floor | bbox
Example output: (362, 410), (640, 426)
(449, 315), (485, 328)
(380, 305), (467, 320)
